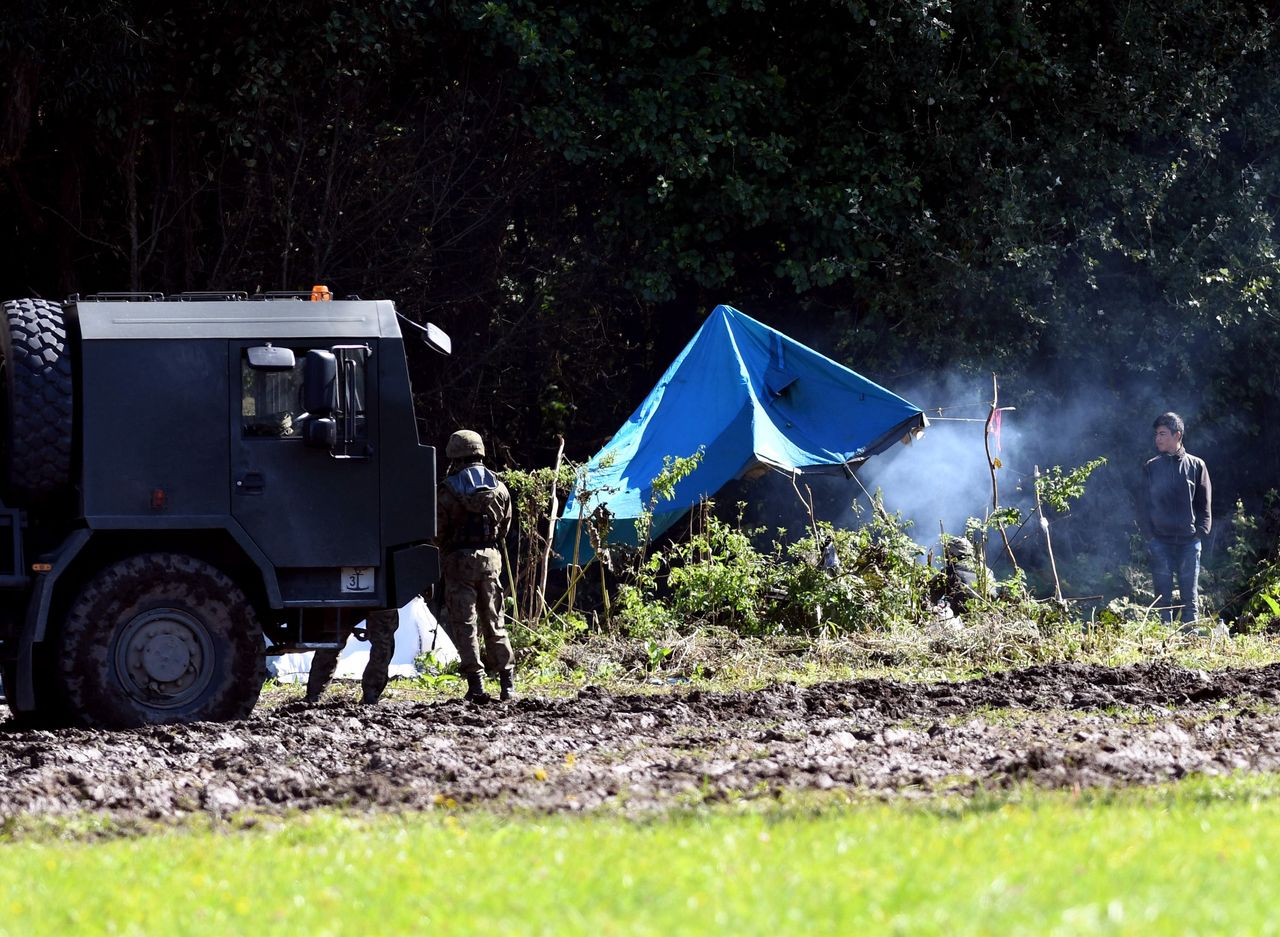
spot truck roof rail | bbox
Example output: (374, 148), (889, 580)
(66, 290), (357, 303)
(68, 292), (166, 302)
(173, 291), (249, 301)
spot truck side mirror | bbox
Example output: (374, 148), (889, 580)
(422, 322), (451, 356)
(396, 314), (452, 355)
(247, 344), (296, 370)
(303, 417), (337, 449)
(303, 350), (337, 415)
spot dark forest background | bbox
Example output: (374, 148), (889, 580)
(3, 1), (1279, 601)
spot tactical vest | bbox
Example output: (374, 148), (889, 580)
(456, 504), (499, 548)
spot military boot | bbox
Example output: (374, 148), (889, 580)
(464, 673), (491, 703)
(499, 669), (515, 702)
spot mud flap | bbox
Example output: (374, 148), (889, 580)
(12, 528), (92, 712)
(389, 543), (439, 608)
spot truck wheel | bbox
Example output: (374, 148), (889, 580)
(58, 553), (266, 728)
(0, 298), (74, 503)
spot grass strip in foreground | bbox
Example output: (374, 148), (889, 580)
(3, 774), (1280, 936)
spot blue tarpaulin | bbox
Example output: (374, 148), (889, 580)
(553, 305), (926, 565)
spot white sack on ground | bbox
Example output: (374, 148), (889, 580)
(267, 596), (457, 684)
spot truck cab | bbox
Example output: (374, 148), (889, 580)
(0, 290), (449, 727)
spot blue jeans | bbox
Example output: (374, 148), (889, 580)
(1148, 539), (1202, 623)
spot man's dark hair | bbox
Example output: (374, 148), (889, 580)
(1153, 411), (1185, 437)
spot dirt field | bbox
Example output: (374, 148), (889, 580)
(4, 662), (1280, 823)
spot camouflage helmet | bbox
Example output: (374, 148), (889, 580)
(445, 429), (485, 460)
(944, 537), (974, 560)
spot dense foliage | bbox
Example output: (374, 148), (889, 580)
(4, 1), (1280, 598)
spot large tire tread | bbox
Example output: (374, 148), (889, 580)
(0, 297), (74, 502)
(58, 553), (266, 729)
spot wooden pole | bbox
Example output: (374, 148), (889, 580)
(500, 539), (519, 622)
(1033, 465), (1063, 603)
(790, 472), (821, 545)
(566, 512), (583, 615)
(984, 374), (1019, 572)
(533, 436), (565, 622)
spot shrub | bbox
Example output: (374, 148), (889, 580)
(664, 512), (773, 634)
(508, 609), (589, 668)
(624, 506), (944, 638)
(771, 512), (936, 634)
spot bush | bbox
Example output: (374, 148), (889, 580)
(509, 609), (589, 668)
(771, 513), (937, 634)
(614, 581), (678, 639)
(612, 510), (771, 637)
(614, 505), (947, 638)
(665, 513), (773, 634)
(1216, 492), (1280, 633)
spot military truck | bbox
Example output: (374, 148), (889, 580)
(0, 289), (450, 728)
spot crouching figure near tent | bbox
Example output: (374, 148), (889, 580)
(438, 429), (515, 702)
(935, 538), (994, 616)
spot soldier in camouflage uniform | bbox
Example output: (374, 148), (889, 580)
(939, 537), (993, 615)
(437, 429), (515, 702)
(305, 606), (399, 705)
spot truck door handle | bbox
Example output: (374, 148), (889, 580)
(235, 472), (265, 495)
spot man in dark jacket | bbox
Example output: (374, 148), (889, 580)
(437, 429), (516, 702)
(1139, 412), (1211, 623)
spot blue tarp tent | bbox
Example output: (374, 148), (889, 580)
(553, 305), (926, 564)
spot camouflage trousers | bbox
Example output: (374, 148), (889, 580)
(306, 607), (399, 702)
(443, 548), (514, 676)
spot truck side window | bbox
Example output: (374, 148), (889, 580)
(242, 355), (305, 438)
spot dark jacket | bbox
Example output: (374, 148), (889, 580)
(1139, 448), (1211, 543)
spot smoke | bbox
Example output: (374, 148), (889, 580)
(718, 377), (1038, 563)
(714, 355), (1239, 607)
(859, 367), (1209, 600)
(710, 375), (1013, 561)
(860, 381), (1013, 553)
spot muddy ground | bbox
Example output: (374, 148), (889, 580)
(4, 661), (1280, 824)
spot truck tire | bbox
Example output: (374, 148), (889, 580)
(0, 298), (74, 503)
(58, 553), (266, 728)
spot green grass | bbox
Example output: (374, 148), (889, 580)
(6, 775), (1280, 936)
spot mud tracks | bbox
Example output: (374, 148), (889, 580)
(3, 661), (1280, 823)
